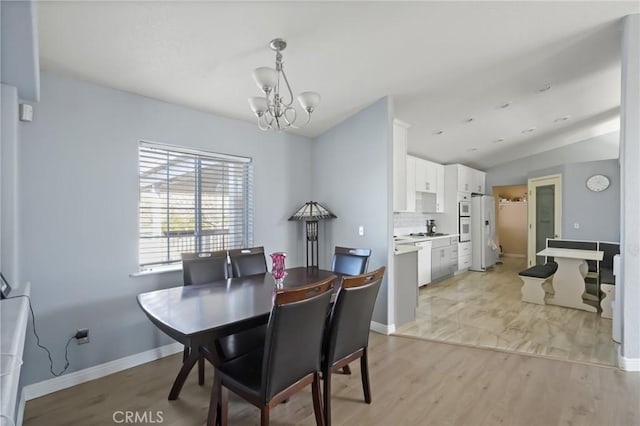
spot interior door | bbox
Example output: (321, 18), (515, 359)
(527, 175), (562, 266)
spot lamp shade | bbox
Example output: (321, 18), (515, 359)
(252, 67), (278, 93)
(248, 97), (268, 115)
(288, 201), (337, 221)
(297, 91), (321, 112)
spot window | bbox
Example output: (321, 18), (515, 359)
(138, 141), (253, 269)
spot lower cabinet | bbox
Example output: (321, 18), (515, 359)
(431, 237), (458, 282)
(458, 241), (472, 270)
(416, 241), (432, 286)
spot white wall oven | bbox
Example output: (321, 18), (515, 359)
(459, 216), (471, 242)
(459, 200), (471, 217)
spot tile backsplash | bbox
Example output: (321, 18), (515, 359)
(394, 212), (442, 236)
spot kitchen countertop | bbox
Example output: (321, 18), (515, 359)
(394, 244), (421, 255)
(395, 233), (459, 243)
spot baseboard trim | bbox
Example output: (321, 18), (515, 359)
(370, 321), (395, 335)
(618, 347), (640, 371)
(23, 342), (183, 401)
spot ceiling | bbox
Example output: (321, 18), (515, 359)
(37, 1), (639, 169)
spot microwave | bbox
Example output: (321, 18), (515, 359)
(459, 201), (471, 217)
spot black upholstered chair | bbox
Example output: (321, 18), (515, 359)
(181, 251), (229, 385)
(322, 267), (385, 426)
(229, 246), (268, 277)
(202, 276), (336, 426)
(182, 251), (229, 286)
(331, 246), (372, 276)
(181, 251), (266, 386)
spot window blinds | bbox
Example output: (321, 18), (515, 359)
(138, 141), (253, 268)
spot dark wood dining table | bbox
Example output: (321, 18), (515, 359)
(137, 267), (340, 400)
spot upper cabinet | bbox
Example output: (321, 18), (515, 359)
(393, 119), (411, 212)
(408, 155), (445, 213)
(414, 157), (438, 193)
(471, 169), (486, 194)
(456, 164), (486, 194)
(392, 119), (448, 213)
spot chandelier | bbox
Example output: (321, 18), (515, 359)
(248, 38), (320, 131)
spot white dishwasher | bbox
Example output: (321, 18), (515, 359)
(416, 240), (432, 287)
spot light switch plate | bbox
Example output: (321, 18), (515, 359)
(19, 103), (33, 122)
(358, 226), (365, 236)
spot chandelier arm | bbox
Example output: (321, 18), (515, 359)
(282, 106), (297, 127)
(280, 68), (295, 107)
(288, 109), (311, 129)
(257, 117), (269, 131)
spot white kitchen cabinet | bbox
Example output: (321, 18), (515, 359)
(406, 155), (416, 212)
(414, 157), (437, 193)
(473, 169), (486, 194)
(454, 164), (485, 194)
(416, 240), (432, 286)
(458, 241), (472, 270)
(409, 155), (445, 213)
(435, 164), (445, 212)
(457, 164), (472, 193)
(393, 119), (411, 211)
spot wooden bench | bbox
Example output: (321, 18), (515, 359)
(519, 262), (558, 305)
(546, 239), (620, 316)
(598, 242), (620, 318)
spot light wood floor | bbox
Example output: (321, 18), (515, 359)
(24, 333), (640, 426)
(395, 257), (619, 367)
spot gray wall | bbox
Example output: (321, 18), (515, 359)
(312, 97), (392, 325)
(485, 131), (619, 188)
(561, 160), (620, 242)
(0, 0), (40, 101)
(18, 72), (313, 385)
(487, 137), (620, 243)
(1, 84), (20, 286)
(525, 160), (620, 242)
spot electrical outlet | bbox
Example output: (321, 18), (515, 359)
(75, 328), (89, 345)
(358, 226), (365, 236)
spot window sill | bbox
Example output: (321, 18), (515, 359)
(130, 264), (182, 278)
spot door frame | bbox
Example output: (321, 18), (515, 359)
(527, 174), (562, 266)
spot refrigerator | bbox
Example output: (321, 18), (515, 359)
(470, 195), (498, 271)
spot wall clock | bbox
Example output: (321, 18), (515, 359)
(586, 174), (610, 192)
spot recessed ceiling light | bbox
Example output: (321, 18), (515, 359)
(464, 117), (475, 123)
(537, 83), (552, 93)
(499, 102), (512, 109)
(493, 138), (505, 143)
(554, 116), (571, 123)
(521, 127), (536, 134)
(467, 147), (478, 152)
(433, 130), (444, 135)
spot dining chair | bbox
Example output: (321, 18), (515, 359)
(181, 250), (229, 385)
(322, 267), (385, 426)
(201, 275), (336, 426)
(182, 251), (229, 286)
(331, 246), (372, 276)
(229, 246), (268, 277)
(329, 246), (372, 375)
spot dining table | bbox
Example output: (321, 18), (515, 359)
(537, 247), (603, 312)
(136, 267), (340, 400)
